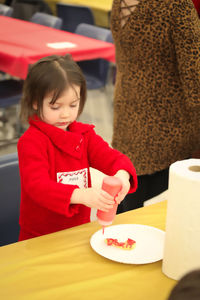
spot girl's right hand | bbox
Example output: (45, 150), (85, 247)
(70, 187), (115, 212)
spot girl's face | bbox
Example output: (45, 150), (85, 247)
(35, 85), (80, 131)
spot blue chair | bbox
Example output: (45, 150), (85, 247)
(0, 4), (13, 16)
(75, 23), (113, 90)
(0, 153), (20, 246)
(30, 12), (63, 29)
(57, 3), (94, 33)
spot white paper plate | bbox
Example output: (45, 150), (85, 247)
(90, 224), (165, 264)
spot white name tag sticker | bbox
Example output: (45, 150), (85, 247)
(57, 168), (88, 188)
(47, 42), (77, 49)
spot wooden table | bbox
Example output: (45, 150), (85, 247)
(0, 16), (115, 79)
(47, 0), (113, 28)
(0, 201), (176, 300)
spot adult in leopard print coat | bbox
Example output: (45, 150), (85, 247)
(111, 0), (200, 212)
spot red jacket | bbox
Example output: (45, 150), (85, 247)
(18, 118), (137, 240)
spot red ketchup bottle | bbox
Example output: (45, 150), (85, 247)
(97, 176), (122, 230)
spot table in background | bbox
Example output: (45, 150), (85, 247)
(47, 0), (113, 28)
(0, 201), (176, 300)
(0, 16), (115, 79)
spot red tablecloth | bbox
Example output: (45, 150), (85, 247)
(0, 16), (115, 79)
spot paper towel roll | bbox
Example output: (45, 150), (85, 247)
(162, 159), (200, 280)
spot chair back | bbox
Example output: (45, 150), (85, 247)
(57, 3), (94, 33)
(0, 153), (20, 246)
(75, 23), (113, 89)
(76, 23), (112, 42)
(0, 4), (13, 16)
(106, 31), (114, 43)
(30, 12), (63, 29)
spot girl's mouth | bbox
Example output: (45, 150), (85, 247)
(57, 122), (69, 126)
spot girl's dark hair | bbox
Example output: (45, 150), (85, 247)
(168, 269), (200, 300)
(20, 54), (87, 123)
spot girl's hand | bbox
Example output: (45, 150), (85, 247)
(70, 187), (115, 212)
(114, 170), (131, 204)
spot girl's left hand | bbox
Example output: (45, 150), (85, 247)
(114, 170), (131, 204)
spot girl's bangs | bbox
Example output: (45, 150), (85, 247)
(47, 71), (68, 104)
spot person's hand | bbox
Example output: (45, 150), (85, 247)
(114, 170), (131, 204)
(70, 187), (115, 212)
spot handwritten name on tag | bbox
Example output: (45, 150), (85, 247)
(57, 168), (88, 188)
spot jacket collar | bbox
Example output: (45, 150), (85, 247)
(29, 116), (94, 158)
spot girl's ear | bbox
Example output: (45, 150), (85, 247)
(33, 102), (37, 110)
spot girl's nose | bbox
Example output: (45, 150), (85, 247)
(60, 108), (69, 118)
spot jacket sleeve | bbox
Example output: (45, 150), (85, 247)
(170, 0), (200, 110)
(86, 128), (137, 193)
(18, 134), (80, 217)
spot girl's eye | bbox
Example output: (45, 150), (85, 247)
(51, 106), (59, 110)
(70, 104), (78, 108)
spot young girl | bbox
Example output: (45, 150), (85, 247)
(18, 54), (137, 241)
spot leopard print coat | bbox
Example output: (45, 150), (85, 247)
(111, 0), (200, 175)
